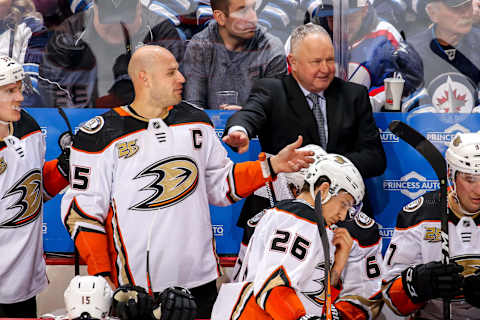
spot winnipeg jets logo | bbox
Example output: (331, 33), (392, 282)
(130, 157), (199, 211)
(428, 73), (475, 113)
(1, 169), (42, 228)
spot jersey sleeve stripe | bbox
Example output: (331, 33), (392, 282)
(353, 236), (382, 249)
(383, 276), (424, 316)
(109, 200), (135, 286)
(230, 282), (255, 320)
(395, 219), (441, 231)
(256, 265), (292, 309)
(275, 208), (317, 226)
(226, 164), (242, 203)
(170, 121), (214, 128)
(63, 197), (105, 238)
(336, 296), (378, 320)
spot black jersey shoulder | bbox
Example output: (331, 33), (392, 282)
(164, 102), (213, 127)
(396, 190), (442, 229)
(276, 199), (317, 224)
(73, 108), (147, 153)
(13, 110), (41, 139)
(337, 213), (381, 247)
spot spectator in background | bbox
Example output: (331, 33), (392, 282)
(0, 0), (44, 62)
(182, 0), (287, 109)
(406, 0), (480, 113)
(223, 23), (386, 229)
(303, 0), (423, 112)
(38, 0), (184, 108)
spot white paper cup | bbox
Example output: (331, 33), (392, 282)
(216, 91), (238, 108)
(384, 78), (405, 111)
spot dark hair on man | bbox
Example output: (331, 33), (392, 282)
(300, 176), (330, 194)
(211, 0), (230, 14)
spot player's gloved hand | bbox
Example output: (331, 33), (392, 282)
(152, 286), (197, 320)
(112, 285), (154, 320)
(401, 261), (464, 303)
(56, 131), (73, 180)
(463, 269), (480, 308)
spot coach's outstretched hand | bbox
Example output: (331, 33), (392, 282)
(222, 130), (250, 154)
(270, 136), (314, 174)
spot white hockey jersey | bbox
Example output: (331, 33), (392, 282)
(61, 103), (274, 292)
(382, 190), (480, 319)
(214, 200), (383, 319)
(0, 111), (47, 303)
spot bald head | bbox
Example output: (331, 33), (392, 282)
(128, 45), (174, 85)
(128, 45), (185, 113)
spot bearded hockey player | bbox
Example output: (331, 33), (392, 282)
(0, 55), (69, 317)
(382, 131), (480, 319)
(213, 153), (381, 319)
(60, 45), (314, 319)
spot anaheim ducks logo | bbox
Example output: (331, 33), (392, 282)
(451, 255), (480, 277)
(0, 157), (6, 175)
(130, 157), (199, 211)
(1, 169), (42, 228)
(301, 262), (327, 308)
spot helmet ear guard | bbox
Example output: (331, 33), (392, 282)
(64, 276), (113, 320)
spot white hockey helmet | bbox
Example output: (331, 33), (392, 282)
(64, 276), (113, 320)
(283, 144), (327, 192)
(304, 153), (365, 205)
(446, 132), (480, 177)
(0, 55), (24, 87)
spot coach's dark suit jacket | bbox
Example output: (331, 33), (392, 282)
(225, 74), (386, 179)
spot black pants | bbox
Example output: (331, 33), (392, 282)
(190, 279), (218, 318)
(0, 296), (36, 318)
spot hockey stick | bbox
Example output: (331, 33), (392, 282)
(388, 120), (450, 319)
(56, 108), (80, 276)
(314, 193), (332, 320)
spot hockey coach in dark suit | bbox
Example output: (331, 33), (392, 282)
(223, 23), (386, 225)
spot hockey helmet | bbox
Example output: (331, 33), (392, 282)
(446, 131), (480, 178)
(0, 55), (24, 87)
(283, 144), (327, 192)
(64, 276), (113, 320)
(304, 153), (365, 205)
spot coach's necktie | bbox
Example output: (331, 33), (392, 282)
(307, 93), (327, 149)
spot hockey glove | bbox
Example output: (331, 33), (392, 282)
(46, 31), (96, 70)
(153, 286), (197, 320)
(463, 269), (480, 308)
(112, 285), (154, 320)
(401, 261), (464, 303)
(56, 131), (73, 180)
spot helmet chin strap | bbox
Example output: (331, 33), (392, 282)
(0, 120), (9, 125)
(310, 185), (332, 205)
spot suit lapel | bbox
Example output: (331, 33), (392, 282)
(324, 78), (342, 151)
(284, 75), (320, 143)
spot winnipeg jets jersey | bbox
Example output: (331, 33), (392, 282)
(61, 103), (272, 292)
(219, 200), (382, 319)
(0, 111), (47, 303)
(382, 190), (480, 319)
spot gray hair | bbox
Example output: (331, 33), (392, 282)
(289, 23), (332, 54)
